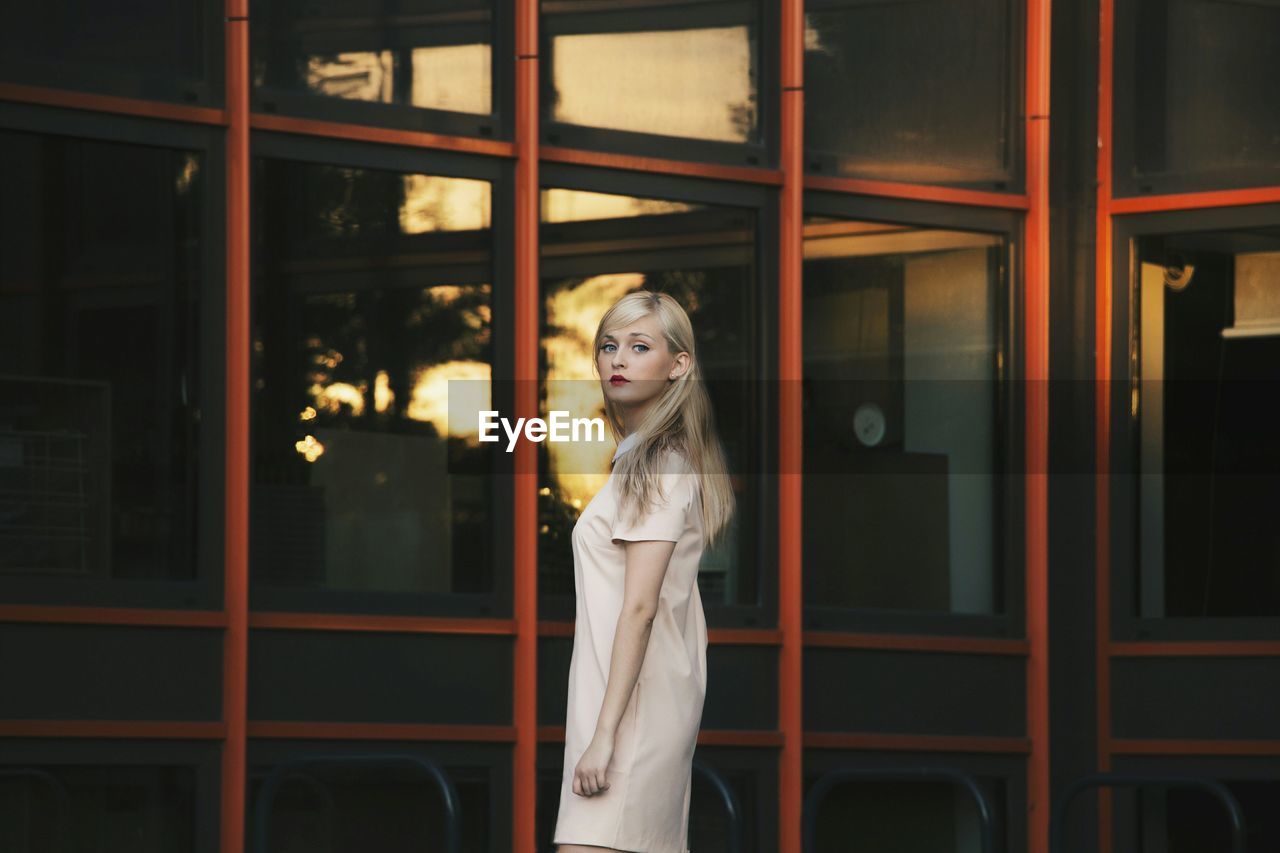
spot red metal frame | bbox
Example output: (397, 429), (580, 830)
(805, 174), (1030, 211)
(222, 5), (251, 853)
(513, 0), (540, 848)
(0, 2), (1062, 851)
(0, 606), (227, 628)
(1024, 0), (1052, 851)
(778, 1), (805, 851)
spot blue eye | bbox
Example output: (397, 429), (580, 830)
(634, 344), (649, 353)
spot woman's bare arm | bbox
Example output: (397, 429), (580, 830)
(571, 538), (676, 796)
(594, 537), (676, 739)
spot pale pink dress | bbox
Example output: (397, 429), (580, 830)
(552, 433), (709, 853)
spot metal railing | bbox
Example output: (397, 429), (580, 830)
(692, 758), (746, 853)
(803, 765), (998, 853)
(253, 753), (461, 853)
(1051, 772), (1247, 853)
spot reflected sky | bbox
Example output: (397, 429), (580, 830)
(549, 24), (756, 142)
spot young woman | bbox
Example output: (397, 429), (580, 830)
(553, 290), (735, 853)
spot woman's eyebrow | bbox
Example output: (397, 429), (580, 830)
(602, 332), (654, 340)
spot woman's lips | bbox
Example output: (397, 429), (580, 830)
(609, 375), (629, 386)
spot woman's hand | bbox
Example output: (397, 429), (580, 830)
(572, 732), (614, 797)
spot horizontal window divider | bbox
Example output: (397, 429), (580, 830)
(249, 612), (516, 636)
(805, 732), (1031, 754)
(803, 632), (1029, 656)
(0, 720), (225, 739)
(0, 83), (226, 127)
(1109, 739), (1280, 757)
(540, 621), (781, 645)
(249, 113), (517, 158)
(540, 145), (784, 186)
(1109, 186), (1280, 215)
(247, 722), (517, 742)
(538, 726), (785, 748)
(805, 174), (1031, 211)
(0, 605), (226, 629)
(1110, 641), (1280, 658)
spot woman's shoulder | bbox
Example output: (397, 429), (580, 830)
(657, 446), (696, 476)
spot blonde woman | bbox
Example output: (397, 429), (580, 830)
(553, 290), (736, 853)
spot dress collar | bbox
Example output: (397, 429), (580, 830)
(611, 431), (640, 463)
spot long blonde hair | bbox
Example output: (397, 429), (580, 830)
(593, 290), (736, 548)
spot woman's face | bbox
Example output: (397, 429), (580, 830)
(597, 313), (689, 415)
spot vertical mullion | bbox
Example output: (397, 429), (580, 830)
(779, 0), (804, 851)
(1094, 0), (1116, 851)
(1025, 0), (1052, 850)
(513, 0), (541, 849)
(221, 1), (251, 852)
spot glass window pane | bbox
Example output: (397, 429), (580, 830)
(0, 130), (204, 582)
(1134, 230), (1280, 618)
(542, 1), (762, 149)
(251, 0), (498, 134)
(1138, 780), (1280, 853)
(807, 777), (1006, 853)
(802, 217), (1007, 615)
(0, 765), (196, 852)
(0, 2), (217, 105)
(248, 760), (494, 853)
(538, 188), (762, 612)
(804, 0), (1020, 189)
(251, 158), (496, 599)
(1116, 0), (1280, 195)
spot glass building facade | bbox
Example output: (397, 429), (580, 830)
(1, 0), (1279, 851)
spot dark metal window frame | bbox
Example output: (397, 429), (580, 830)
(250, 0), (514, 140)
(1111, 0), (1280, 197)
(801, 747), (1024, 853)
(535, 162), (779, 630)
(1105, 754), (1280, 853)
(539, 0), (779, 169)
(800, 191), (1026, 639)
(0, 3), (224, 108)
(247, 739), (512, 853)
(1110, 202), (1280, 640)
(801, 0), (1027, 194)
(248, 130), (516, 618)
(0, 738), (222, 853)
(0, 102), (227, 612)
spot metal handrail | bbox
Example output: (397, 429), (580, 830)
(0, 769), (72, 853)
(253, 754), (461, 853)
(803, 766), (998, 853)
(1051, 772), (1246, 853)
(692, 759), (745, 853)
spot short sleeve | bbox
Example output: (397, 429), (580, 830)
(610, 465), (695, 545)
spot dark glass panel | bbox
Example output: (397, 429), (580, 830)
(804, 0), (1020, 189)
(251, 158), (495, 600)
(1117, 0), (1280, 195)
(0, 765), (196, 853)
(806, 778), (1008, 853)
(248, 757), (495, 853)
(1139, 780), (1280, 853)
(802, 217), (1007, 615)
(541, 0), (761, 148)
(0, 130), (204, 582)
(537, 188), (761, 612)
(251, 0), (498, 134)
(0, 1), (216, 105)
(1134, 230), (1280, 618)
